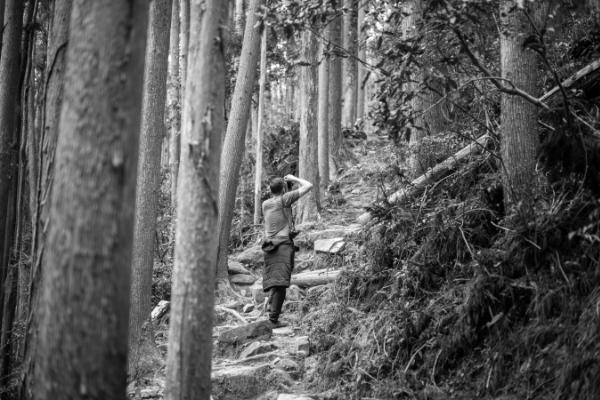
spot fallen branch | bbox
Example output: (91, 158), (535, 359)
(358, 134), (492, 224)
(539, 58), (600, 102)
(358, 58), (600, 225)
(291, 268), (341, 288)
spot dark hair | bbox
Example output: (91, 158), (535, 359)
(270, 177), (284, 195)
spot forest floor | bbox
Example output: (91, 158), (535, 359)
(129, 124), (600, 400)
(127, 134), (392, 400)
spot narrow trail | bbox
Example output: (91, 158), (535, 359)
(209, 135), (389, 400)
(129, 134), (391, 400)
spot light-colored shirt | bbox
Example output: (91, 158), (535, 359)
(262, 189), (300, 239)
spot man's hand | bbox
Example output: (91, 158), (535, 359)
(284, 174), (298, 182)
(284, 174), (313, 197)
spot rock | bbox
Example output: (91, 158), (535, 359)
(218, 320), (273, 346)
(272, 326), (294, 336)
(293, 336), (310, 356)
(233, 244), (264, 266)
(243, 303), (255, 313)
(313, 238), (345, 254)
(140, 387), (161, 398)
(277, 395), (314, 400)
(212, 363), (271, 400)
(251, 280), (267, 303)
(228, 260), (252, 275)
(230, 274), (257, 285)
(357, 212), (372, 225)
(240, 341), (277, 359)
(151, 300), (170, 321)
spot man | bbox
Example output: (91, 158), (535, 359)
(262, 174), (313, 327)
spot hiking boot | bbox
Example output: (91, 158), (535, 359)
(269, 320), (289, 328)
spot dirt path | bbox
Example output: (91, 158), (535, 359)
(128, 135), (390, 400)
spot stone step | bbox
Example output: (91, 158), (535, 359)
(211, 363), (271, 400)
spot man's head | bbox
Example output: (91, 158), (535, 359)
(269, 177), (285, 195)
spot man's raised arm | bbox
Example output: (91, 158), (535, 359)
(284, 174), (313, 197)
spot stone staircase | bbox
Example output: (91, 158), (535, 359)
(128, 136), (389, 400)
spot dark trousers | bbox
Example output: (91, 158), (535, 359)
(268, 286), (287, 323)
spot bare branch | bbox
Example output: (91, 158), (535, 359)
(453, 28), (550, 110)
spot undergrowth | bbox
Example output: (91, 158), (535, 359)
(299, 147), (600, 399)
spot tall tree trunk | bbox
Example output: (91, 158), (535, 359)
(499, 0), (546, 209)
(0, 0), (5, 48)
(253, 28), (267, 225)
(317, 27), (330, 190)
(0, 0), (24, 298)
(31, 1), (148, 398)
(356, 1), (366, 122)
(21, 0), (72, 395)
(401, 0), (427, 177)
(179, 0), (190, 98)
(216, 0), (262, 281)
(11, 0), (40, 376)
(168, 0), (181, 209)
(234, 0), (245, 35)
(341, 0), (357, 128)
(328, 8), (342, 179)
(164, 1), (227, 398)
(297, 30), (320, 223)
(129, 0), (172, 376)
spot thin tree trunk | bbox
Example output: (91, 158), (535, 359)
(168, 0), (181, 209)
(401, 0), (427, 178)
(32, 1), (148, 398)
(253, 28), (267, 225)
(341, 0), (357, 128)
(328, 8), (342, 179)
(0, 0), (23, 296)
(180, 0), (190, 98)
(499, 0), (546, 209)
(234, 0), (245, 35)
(216, 0), (262, 280)
(164, 1), (227, 398)
(0, 0), (5, 49)
(21, 1), (72, 396)
(129, 0), (172, 376)
(356, 2), (366, 122)
(297, 29), (320, 223)
(318, 28), (330, 190)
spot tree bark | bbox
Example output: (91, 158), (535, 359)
(499, 0), (546, 209)
(253, 28), (267, 226)
(0, 0), (5, 48)
(401, 0), (428, 178)
(328, 8), (342, 179)
(32, 1), (148, 398)
(234, 0), (245, 35)
(0, 0), (23, 295)
(216, 0), (262, 281)
(318, 28), (330, 190)
(164, 1), (227, 398)
(356, 2), (366, 122)
(179, 0), (190, 98)
(129, 0), (172, 376)
(20, 1), (72, 396)
(297, 29), (320, 223)
(168, 0), (181, 209)
(341, 0), (357, 128)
